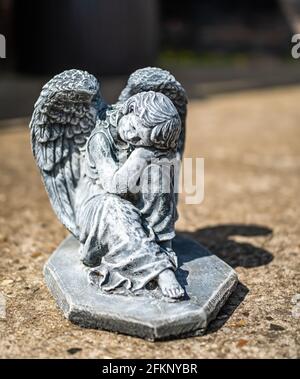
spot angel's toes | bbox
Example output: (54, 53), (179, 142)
(176, 285), (185, 298)
(171, 285), (185, 299)
(161, 287), (170, 297)
(162, 285), (184, 299)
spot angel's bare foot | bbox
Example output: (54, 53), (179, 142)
(157, 269), (184, 299)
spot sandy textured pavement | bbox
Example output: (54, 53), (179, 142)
(0, 86), (299, 358)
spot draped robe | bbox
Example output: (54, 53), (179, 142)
(75, 116), (178, 294)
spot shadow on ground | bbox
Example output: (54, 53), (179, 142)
(178, 224), (273, 334)
(181, 224), (273, 268)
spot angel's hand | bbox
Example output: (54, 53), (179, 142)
(133, 147), (175, 163)
(132, 147), (157, 162)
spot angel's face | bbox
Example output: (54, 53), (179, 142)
(118, 113), (152, 147)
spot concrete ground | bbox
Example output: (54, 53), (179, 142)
(0, 85), (299, 358)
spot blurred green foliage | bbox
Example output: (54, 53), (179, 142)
(158, 49), (295, 68)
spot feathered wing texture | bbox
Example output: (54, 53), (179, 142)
(29, 69), (106, 237)
(118, 67), (188, 157)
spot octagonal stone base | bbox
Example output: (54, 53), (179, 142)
(44, 234), (238, 341)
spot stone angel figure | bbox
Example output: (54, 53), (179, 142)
(29, 67), (188, 300)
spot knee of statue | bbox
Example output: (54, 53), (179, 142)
(80, 243), (106, 268)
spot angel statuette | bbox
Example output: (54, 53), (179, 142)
(29, 67), (238, 340)
(30, 67), (187, 299)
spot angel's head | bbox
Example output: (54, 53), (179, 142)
(117, 91), (181, 150)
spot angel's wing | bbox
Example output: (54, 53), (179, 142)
(29, 69), (106, 237)
(118, 67), (187, 157)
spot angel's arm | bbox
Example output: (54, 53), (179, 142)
(87, 133), (150, 194)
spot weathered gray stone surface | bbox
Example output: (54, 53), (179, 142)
(44, 234), (238, 341)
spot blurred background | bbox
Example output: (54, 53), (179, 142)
(0, 0), (300, 119)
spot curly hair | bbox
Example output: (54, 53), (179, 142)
(121, 91), (181, 150)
